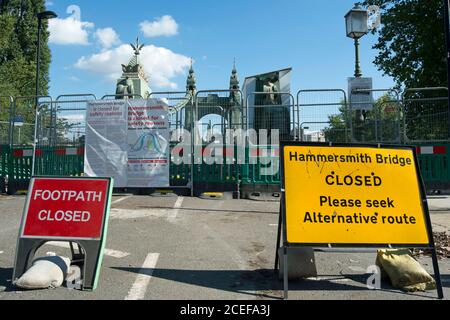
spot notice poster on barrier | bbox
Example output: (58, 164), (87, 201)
(126, 99), (169, 187)
(84, 99), (169, 188)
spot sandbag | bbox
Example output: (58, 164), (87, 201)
(14, 256), (71, 290)
(376, 249), (436, 292)
(278, 247), (317, 280)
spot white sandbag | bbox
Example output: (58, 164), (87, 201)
(14, 256), (71, 290)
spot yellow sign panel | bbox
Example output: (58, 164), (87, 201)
(283, 145), (430, 245)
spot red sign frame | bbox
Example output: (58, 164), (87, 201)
(20, 177), (112, 240)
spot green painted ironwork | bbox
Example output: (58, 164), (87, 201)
(2, 88), (450, 196)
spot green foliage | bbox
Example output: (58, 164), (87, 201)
(360, 0), (446, 88)
(0, 0), (51, 125)
(323, 104), (352, 143)
(403, 89), (449, 141)
(324, 94), (401, 143)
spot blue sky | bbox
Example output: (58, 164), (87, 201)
(45, 0), (395, 98)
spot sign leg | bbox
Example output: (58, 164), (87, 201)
(274, 208), (282, 272)
(78, 241), (102, 291)
(283, 246), (288, 300)
(431, 248), (444, 299)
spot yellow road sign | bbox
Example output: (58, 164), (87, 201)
(282, 144), (430, 245)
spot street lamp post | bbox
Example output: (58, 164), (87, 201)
(443, 0), (450, 137)
(345, 4), (369, 78)
(345, 4), (369, 142)
(35, 11), (57, 149)
(35, 11), (57, 103)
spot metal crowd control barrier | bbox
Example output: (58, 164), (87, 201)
(30, 95), (94, 178)
(349, 88), (401, 144)
(1, 87), (450, 196)
(402, 87), (449, 143)
(7, 96), (52, 194)
(101, 94), (143, 100)
(149, 91), (193, 191)
(246, 92), (296, 141)
(193, 89), (244, 197)
(415, 143), (450, 191)
(401, 88), (450, 191)
(0, 96), (13, 193)
(242, 92), (295, 198)
(296, 89), (348, 143)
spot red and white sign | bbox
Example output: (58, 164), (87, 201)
(21, 177), (111, 240)
(416, 146), (447, 155)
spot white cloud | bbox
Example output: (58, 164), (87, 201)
(46, 1), (54, 6)
(95, 28), (121, 49)
(68, 76), (80, 82)
(140, 15), (178, 38)
(74, 44), (190, 89)
(48, 17), (94, 45)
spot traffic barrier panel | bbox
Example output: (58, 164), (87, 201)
(416, 143), (450, 191)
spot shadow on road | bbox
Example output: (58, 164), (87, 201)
(440, 274), (450, 288)
(111, 267), (436, 299)
(0, 267), (14, 292)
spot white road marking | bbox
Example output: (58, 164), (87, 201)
(112, 196), (132, 205)
(308, 276), (351, 282)
(167, 196), (184, 222)
(110, 208), (170, 219)
(103, 249), (130, 259)
(47, 241), (130, 258)
(348, 266), (366, 272)
(0, 251), (3, 254)
(125, 253), (160, 300)
(269, 224), (278, 227)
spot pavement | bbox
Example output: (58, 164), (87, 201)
(0, 193), (449, 300)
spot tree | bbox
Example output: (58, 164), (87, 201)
(360, 0), (447, 89)
(0, 0), (51, 143)
(323, 94), (401, 143)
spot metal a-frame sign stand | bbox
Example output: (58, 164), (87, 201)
(13, 176), (113, 291)
(274, 141), (444, 300)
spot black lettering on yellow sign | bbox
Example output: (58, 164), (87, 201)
(303, 212), (416, 225)
(283, 145), (430, 245)
(279, 143), (444, 300)
(288, 151), (413, 167)
(324, 172), (382, 186)
(318, 196), (395, 208)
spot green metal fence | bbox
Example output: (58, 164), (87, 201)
(1, 88), (450, 196)
(150, 91), (192, 189)
(415, 143), (450, 191)
(239, 92), (295, 197)
(192, 89), (243, 196)
(0, 96), (13, 193)
(6, 96), (50, 193)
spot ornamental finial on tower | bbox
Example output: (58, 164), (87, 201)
(186, 58), (196, 94)
(229, 58), (239, 90)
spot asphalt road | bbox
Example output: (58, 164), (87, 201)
(0, 194), (449, 300)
